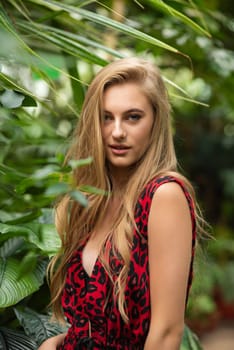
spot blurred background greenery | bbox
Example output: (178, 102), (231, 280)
(0, 0), (233, 347)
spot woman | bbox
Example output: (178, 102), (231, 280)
(38, 57), (201, 349)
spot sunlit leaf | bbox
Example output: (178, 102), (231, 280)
(0, 72), (38, 101)
(18, 20), (108, 66)
(0, 223), (32, 241)
(25, 0), (180, 54)
(70, 189), (88, 207)
(79, 184), (107, 195)
(170, 92), (209, 107)
(68, 157), (93, 169)
(0, 257), (47, 307)
(25, 223), (61, 255)
(5, 210), (42, 225)
(45, 182), (70, 196)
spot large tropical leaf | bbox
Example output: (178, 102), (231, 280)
(25, 223), (61, 254)
(14, 307), (68, 346)
(0, 237), (25, 259)
(0, 327), (37, 350)
(0, 257), (47, 307)
(0, 223), (34, 244)
(0, 221), (61, 254)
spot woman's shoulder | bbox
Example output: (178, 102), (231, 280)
(138, 173), (195, 217)
(135, 173), (196, 235)
(141, 173), (189, 199)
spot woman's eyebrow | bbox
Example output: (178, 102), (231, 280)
(103, 108), (145, 114)
(125, 108), (144, 113)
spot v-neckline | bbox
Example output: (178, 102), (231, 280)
(81, 236), (111, 279)
(82, 250), (99, 279)
(81, 236), (101, 279)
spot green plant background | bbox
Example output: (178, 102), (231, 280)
(0, 0), (233, 349)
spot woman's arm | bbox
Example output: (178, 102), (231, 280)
(144, 182), (193, 350)
(37, 333), (66, 350)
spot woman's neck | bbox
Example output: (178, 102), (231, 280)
(109, 167), (135, 193)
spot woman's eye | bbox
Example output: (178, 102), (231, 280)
(103, 114), (113, 122)
(128, 114), (141, 121)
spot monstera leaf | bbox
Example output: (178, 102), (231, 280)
(0, 257), (47, 307)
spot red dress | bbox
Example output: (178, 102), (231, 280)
(60, 176), (196, 349)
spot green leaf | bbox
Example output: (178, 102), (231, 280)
(45, 25), (124, 58)
(70, 189), (88, 207)
(65, 56), (85, 112)
(0, 223), (32, 243)
(170, 92), (209, 107)
(5, 210), (42, 225)
(25, 223), (61, 255)
(148, 0), (211, 38)
(32, 165), (61, 180)
(0, 210), (15, 223)
(17, 20), (108, 66)
(79, 184), (107, 195)
(0, 327), (37, 350)
(22, 94), (37, 107)
(0, 72), (38, 102)
(0, 222), (60, 255)
(0, 257), (47, 307)
(17, 252), (38, 279)
(68, 157), (93, 169)
(14, 307), (68, 346)
(180, 325), (203, 350)
(45, 182), (70, 196)
(0, 237), (25, 258)
(26, 0), (180, 54)
(0, 163), (27, 180)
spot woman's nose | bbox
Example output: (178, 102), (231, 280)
(112, 120), (126, 139)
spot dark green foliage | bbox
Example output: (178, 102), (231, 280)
(0, 0), (233, 348)
(0, 327), (37, 350)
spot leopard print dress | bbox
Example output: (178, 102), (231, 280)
(60, 176), (196, 349)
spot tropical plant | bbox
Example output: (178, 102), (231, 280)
(1, 0), (233, 349)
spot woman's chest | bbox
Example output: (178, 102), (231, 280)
(66, 233), (149, 303)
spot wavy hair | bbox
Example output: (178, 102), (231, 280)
(48, 57), (205, 323)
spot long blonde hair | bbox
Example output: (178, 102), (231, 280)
(48, 57), (203, 323)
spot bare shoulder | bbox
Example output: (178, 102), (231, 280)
(149, 180), (192, 233)
(153, 181), (188, 203)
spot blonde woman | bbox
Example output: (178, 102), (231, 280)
(38, 57), (199, 350)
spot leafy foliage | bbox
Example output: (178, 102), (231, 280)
(0, 0), (233, 348)
(0, 327), (37, 350)
(14, 307), (68, 347)
(0, 257), (46, 308)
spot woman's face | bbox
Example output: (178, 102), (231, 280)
(101, 82), (154, 176)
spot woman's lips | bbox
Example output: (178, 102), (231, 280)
(109, 145), (130, 155)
